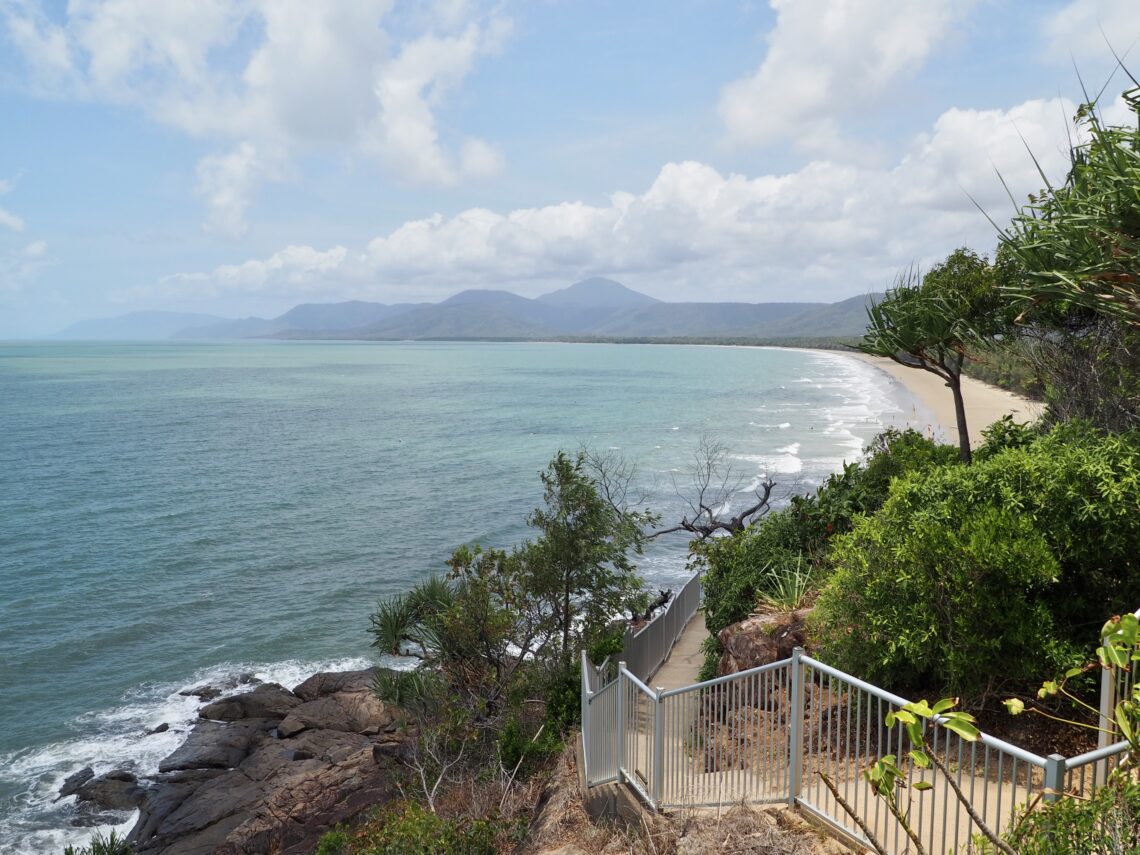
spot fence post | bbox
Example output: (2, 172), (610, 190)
(788, 646), (805, 806)
(1044, 754), (1065, 803)
(616, 661), (627, 784)
(653, 687), (665, 809)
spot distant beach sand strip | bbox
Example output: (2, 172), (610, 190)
(845, 352), (1043, 449)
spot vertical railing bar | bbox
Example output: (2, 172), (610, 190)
(653, 685), (664, 808)
(788, 647), (804, 807)
(826, 673), (835, 820)
(995, 749), (1005, 839)
(620, 665), (629, 788)
(873, 695), (883, 844)
(981, 743), (991, 839)
(952, 733), (963, 853)
(843, 681), (852, 815)
(814, 669), (823, 810)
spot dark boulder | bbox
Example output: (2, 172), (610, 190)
(198, 683), (300, 722)
(75, 770), (146, 811)
(133, 730), (399, 855)
(157, 719), (276, 773)
(292, 668), (379, 702)
(277, 691), (393, 738)
(58, 767), (95, 800)
(179, 673), (261, 703)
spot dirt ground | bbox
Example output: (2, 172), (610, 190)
(521, 743), (855, 855)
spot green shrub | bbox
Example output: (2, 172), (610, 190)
(314, 827), (351, 855)
(994, 776), (1140, 854)
(497, 714), (563, 776)
(813, 425), (1140, 696)
(698, 512), (803, 636)
(348, 802), (496, 855)
(699, 428), (956, 640)
(814, 505), (1061, 694)
(755, 554), (814, 611)
(63, 832), (132, 855)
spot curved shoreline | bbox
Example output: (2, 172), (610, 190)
(841, 352), (1043, 449)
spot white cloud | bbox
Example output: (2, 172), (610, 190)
(23, 239), (47, 257)
(195, 142), (286, 238)
(2, 1), (510, 225)
(139, 96), (1078, 305)
(0, 208), (24, 232)
(1044, 0), (1140, 66)
(720, 0), (971, 149)
(0, 176), (23, 232)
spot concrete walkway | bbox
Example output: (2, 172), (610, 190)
(649, 610), (707, 691)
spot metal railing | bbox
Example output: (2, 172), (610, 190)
(583, 571), (703, 693)
(582, 645), (1136, 854)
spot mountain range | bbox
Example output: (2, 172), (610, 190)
(53, 278), (879, 341)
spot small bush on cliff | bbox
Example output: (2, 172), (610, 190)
(316, 801), (497, 855)
(63, 832), (132, 855)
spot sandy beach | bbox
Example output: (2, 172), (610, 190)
(846, 352), (1043, 451)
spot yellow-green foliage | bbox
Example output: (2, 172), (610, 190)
(814, 424), (1140, 696)
(314, 803), (498, 855)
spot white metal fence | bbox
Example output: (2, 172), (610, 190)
(582, 645), (1133, 854)
(582, 571), (703, 695)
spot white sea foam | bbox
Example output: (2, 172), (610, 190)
(0, 655), (373, 854)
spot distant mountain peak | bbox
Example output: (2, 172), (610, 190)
(442, 289), (531, 306)
(536, 277), (658, 308)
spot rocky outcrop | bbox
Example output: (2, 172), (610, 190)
(198, 683), (301, 722)
(277, 690), (392, 738)
(716, 608), (811, 676)
(57, 668), (412, 855)
(292, 667), (378, 702)
(74, 770), (147, 811)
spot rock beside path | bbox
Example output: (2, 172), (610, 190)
(717, 608), (811, 676)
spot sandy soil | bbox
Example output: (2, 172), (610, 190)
(845, 353), (1043, 451)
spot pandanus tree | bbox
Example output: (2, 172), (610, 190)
(861, 248), (1008, 464)
(996, 84), (1140, 431)
(999, 85), (1140, 328)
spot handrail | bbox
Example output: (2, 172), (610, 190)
(802, 654), (1049, 768)
(1065, 739), (1131, 769)
(618, 663), (657, 697)
(658, 656), (791, 698)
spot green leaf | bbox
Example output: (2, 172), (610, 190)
(1116, 705), (1134, 744)
(1003, 698), (1026, 715)
(909, 749), (931, 768)
(932, 698), (958, 715)
(912, 780), (934, 791)
(941, 718), (981, 741)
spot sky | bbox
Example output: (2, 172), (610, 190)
(1, 0), (1139, 337)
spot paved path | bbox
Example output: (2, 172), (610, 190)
(650, 610), (707, 691)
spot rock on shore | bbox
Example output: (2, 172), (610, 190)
(68, 667), (408, 855)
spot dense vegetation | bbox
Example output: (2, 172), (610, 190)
(317, 451), (650, 852)
(699, 82), (1140, 852)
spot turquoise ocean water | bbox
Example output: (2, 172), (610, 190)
(0, 341), (925, 851)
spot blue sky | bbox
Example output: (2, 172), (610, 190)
(1, 0), (1138, 336)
